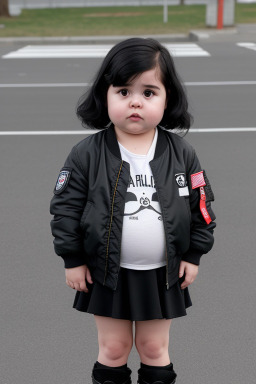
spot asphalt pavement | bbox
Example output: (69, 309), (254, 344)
(0, 26), (256, 384)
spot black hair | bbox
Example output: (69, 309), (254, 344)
(76, 37), (193, 132)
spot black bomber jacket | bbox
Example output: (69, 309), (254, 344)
(50, 127), (216, 291)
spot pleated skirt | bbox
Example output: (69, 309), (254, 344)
(73, 266), (192, 321)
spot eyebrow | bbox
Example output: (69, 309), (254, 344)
(143, 84), (161, 90)
(113, 84), (161, 90)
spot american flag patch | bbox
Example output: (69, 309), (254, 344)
(191, 171), (206, 189)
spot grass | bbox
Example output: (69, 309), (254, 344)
(235, 3), (256, 24)
(0, 4), (255, 38)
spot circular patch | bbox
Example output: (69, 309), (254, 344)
(54, 169), (71, 194)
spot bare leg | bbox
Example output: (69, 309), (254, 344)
(94, 315), (133, 367)
(135, 319), (172, 366)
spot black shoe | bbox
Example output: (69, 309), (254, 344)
(92, 377), (115, 384)
(137, 378), (176, 384)
(92, 375), (132, 384)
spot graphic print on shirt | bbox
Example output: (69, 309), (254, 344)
(123, 174), (162, 220)
(118, 128), (166, 269)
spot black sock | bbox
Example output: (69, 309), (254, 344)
(93, 361), (131, 383)
(94, 361), (128, 370)
(138, 362), (176, 384)
(140, 362), (174, 371)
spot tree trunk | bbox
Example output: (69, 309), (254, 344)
(0, 0), (10, 17)
(180, 0), (185, 5)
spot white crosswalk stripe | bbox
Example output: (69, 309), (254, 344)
(237, 42), (256, 53)
(2, 43), (210, 59)
(1, 128), (256, 135)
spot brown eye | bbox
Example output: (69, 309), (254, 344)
(144, 90), (154, 98)
(120, 89), (128, 96)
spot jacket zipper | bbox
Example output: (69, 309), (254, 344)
(151, 165), (169, 290)
(159, 202), (169, 289)
(103, 161), (124, 286)
(165, 246), (169, 290)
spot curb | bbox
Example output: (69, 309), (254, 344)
(0, 33), (197, 44)
(189, 27), (237, 41)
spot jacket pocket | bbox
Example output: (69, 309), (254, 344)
(80, 201), (94, 231)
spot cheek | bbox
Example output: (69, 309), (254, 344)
(107, 104), (123, 122)
(152, 98), (167, 115)
(149, 102), (166, 124)
(107, 92), (126, 118)
(106, 94), (114, 119)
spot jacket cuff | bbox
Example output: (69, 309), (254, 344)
(181, 249), (203, 266)
(60, 253), (87, 269)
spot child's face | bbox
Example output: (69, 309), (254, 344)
(107, 68), (167, 137)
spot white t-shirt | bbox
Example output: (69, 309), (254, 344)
(118, 128), (166, 270)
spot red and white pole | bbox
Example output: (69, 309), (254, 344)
(217, 0), (224, 29)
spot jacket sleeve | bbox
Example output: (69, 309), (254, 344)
(50, 146), (88, 268)
(182, 149), (216, 265)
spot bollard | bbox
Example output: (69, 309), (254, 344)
(217, 0), (224, 29)
(206, 0), (235, 28)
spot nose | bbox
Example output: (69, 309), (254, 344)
(130, 97), (142, 108)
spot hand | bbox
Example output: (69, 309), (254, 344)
(65, 264), (93, 292)
(179, 261), (199, 290)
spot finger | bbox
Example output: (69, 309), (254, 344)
(181, 275), (190, 289)
(181, 281), (189, 289)
(66, 280), (75, 289)
(74, 282), (82, 291)
(79, 280), (89, 293)
(179, 263), (185, 278)
(86, 268), (93, 284)
(181, 276), (194, 289)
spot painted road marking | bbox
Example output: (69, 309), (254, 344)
(0, 128), (255, 135)
(1, 81), (256, 88)
(237, 43), (256, 53)
(2, 44), (210, 59)
(185, 81), (256, 86)
(0, 83), (90, 88)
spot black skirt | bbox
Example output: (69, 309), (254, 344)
(73, 266), (192, 321)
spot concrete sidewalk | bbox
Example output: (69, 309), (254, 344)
(190, 23), (256, 42)
(0, 24), (255, 45)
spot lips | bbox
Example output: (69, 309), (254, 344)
(128, 113), (142, 120)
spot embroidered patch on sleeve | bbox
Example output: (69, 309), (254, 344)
(191, 171), (206, 189)
(54, 169), (71, 194)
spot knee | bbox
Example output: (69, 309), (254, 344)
(101, 338), (133, 362)
(136, 338), (167, 361)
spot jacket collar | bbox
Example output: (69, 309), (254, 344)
(105, 125), (168, 160)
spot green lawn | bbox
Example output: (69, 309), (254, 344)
(235, 3), (256, 23)
(0, 4), (255, 38)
